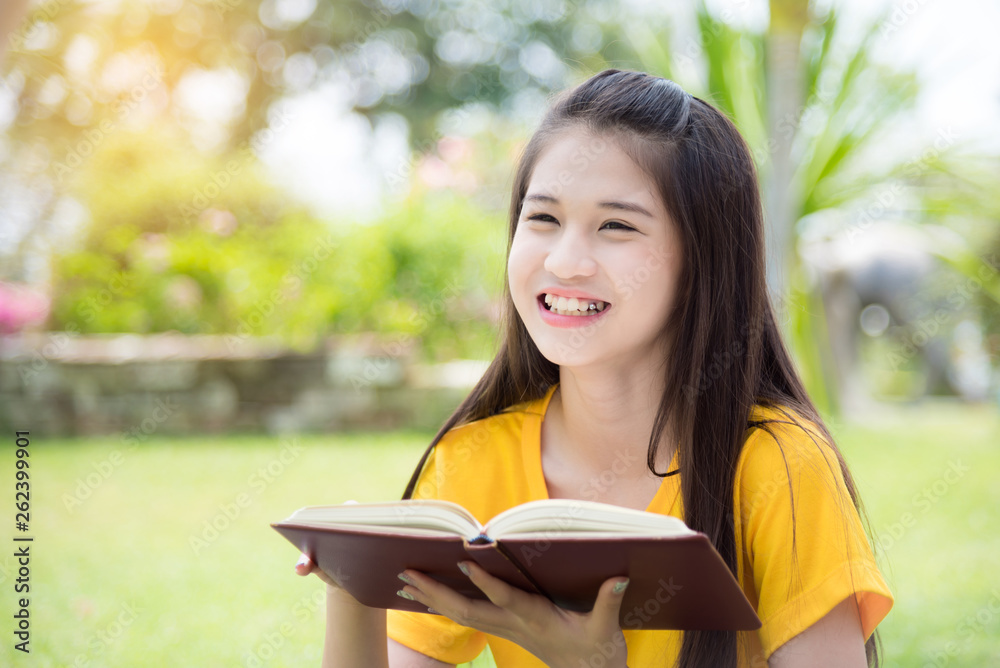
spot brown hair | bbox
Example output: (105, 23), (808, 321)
(402, 68), (881, 667)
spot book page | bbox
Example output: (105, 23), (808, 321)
(484, 499), (696, 538)
(280, 500), (483, 537)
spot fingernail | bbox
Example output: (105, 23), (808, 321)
(396, 589), (415, 601)
(613, 579), (629, 595)
(426, 608), (438, 614)
(397, 572), (413, 585)
(296, 555), (309, 566)
(457, 562), (472, 577)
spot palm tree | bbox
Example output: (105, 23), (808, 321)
(604, 1), (991, 413)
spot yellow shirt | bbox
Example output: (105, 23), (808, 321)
(387, 383), (894, 665)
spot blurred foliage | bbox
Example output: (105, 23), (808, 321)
(47, 126), (505, 360)
(3, 0), (998, 395)
(2, 0), (628, 167)
(628, 1), (1000, 410)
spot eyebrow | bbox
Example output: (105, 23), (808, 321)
(522, 193), (655, 219)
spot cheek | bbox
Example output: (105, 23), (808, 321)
(629, 258), (681, 310)
(506, 235), (537, 290)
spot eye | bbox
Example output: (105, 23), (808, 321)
(601, 221), (635, 232)
(525, 213), (557, 223)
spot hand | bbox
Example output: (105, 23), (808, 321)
(397, 561), (630, 668)
(294, 499), (358, 590)
(294, 552), (341, 588)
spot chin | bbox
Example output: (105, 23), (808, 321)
(531, 338), (599, 368)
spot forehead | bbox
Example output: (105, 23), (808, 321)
(525, 129), (664, 216)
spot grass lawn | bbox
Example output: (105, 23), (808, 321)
(0, 399), (997, 666)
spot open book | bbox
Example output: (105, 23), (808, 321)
(272, 498), (760, 631)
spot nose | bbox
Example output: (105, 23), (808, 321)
(543, 226), (598, 279)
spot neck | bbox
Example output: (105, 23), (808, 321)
(550, 365), (676, 481)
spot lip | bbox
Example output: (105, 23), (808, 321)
(536, 294), (611, 328)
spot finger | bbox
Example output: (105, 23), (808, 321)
(399, 568), (509, 631)
(295, 554), (340, 588)
(458, 560), (537, 614)
(590, 576), (629, 627)
(295, 553), (312, 576)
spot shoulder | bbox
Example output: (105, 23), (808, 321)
(433, 395), (541, 459)
(410, 391), (548, 503)
(736, 404), (854, 518)
(739, 404), (840, 485)
(734, 406), (893, 659)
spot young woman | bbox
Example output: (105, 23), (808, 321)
(296, 68), (894, 667)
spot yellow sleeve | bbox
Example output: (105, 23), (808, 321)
(736, 415), (894, 659)
(386, 437), (488, 664)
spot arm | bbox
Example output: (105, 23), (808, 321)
(388, 639), (455, 667)
(321, 585), (388, 668)
(299, 555), (455, 668)
(320, 587), (459, 668)
(768, 596), (867, 668)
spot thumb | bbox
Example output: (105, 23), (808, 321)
(295, 553), (313, 576)
(592, 576), (629, 625)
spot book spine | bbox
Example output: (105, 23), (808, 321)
(463, 540), (546, 596)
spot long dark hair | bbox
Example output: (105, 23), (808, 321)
(402, 68), (882, 667)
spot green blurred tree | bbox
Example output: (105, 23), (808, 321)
(0, 0), (634, 281)
(619, 1), (999, 411)
(47, 125), (505, 360)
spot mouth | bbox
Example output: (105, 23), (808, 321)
(537, 293), (611, 317)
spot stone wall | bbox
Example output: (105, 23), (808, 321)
(0, 333), (488, 439)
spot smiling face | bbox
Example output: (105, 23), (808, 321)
(507, 127), (684, 372)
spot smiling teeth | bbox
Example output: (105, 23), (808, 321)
(543, 294), (607, 315)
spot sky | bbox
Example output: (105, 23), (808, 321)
(251, 0), (1000, 223)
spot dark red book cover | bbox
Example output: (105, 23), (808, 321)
(272, 521), (760, 631)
